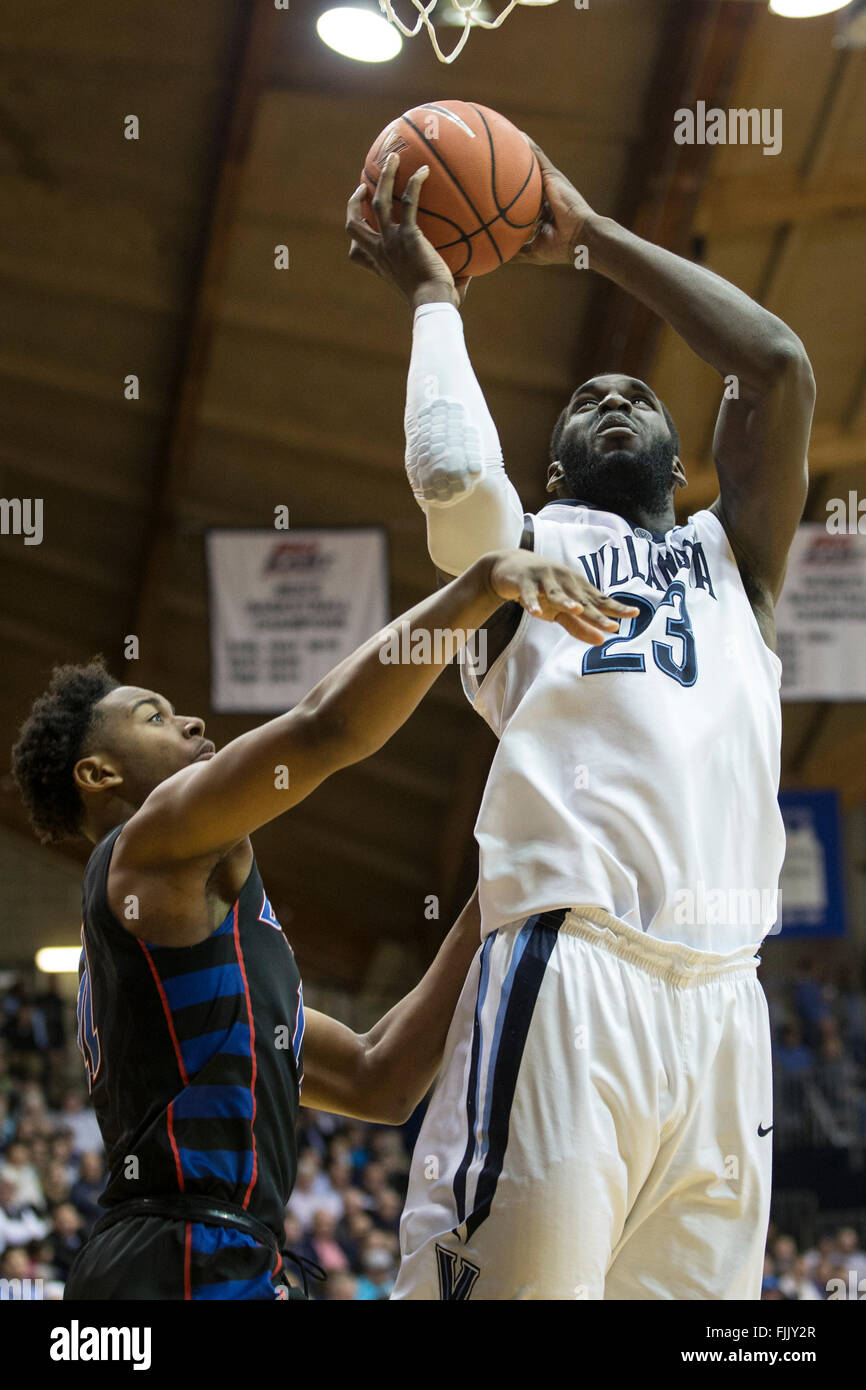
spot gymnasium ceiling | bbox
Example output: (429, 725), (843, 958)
(1, 0), (865, 986)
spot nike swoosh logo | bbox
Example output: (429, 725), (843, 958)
(758, 1123), (774, 1137)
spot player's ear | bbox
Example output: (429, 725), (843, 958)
(672, 456), (687, 490)
(74, 755), (123, 795)
(546, 461), (567, 495)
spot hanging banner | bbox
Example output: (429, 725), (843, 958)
(774, 790), (846, 938)
(774, 525), (866, 701)
(206, 527), (389, 713)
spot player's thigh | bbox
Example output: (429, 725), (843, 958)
(397, 926), (665, 1299)
(605, 972), (773, 1300)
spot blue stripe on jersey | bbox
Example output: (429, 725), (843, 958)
(181, 1023), (251, 1076)
(452, 932), (496, 1227)
(188, 1221), (259, 1255)
(171, 1084), (254, 1122)
(462, 913), (563, 1242)
(162, 964), (245, 1012)
(192, 1271), (277, 1301)
(178, 1147), (254, 1185)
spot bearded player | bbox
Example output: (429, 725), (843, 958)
(346, 144), (816, 1299)
(11, 544), (623, 1299)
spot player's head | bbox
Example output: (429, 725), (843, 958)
(548, 375), (686, 521)
(11, 658), (214, 844)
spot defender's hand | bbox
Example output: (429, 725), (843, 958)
(346, 154), (471, 309)
(516, 137), (596, 268)
(484, 550), (639, 644)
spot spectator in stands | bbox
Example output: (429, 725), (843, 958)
(308, 1209), (350, 1278)
(372, 1186), (403, 1237)
(48, 1203), (85, 1280)
(779, 1253), (822, 1301)
(50, 1092), (102, 1158)
(325, 1270), (358, 1301)
(355, 1229), (398, 1300)
(0, 1091), (15, 1148)
(41, 1159), (72, 1209)
(288, 1151), (343, 1231)
(837, 964), (866, 1065)
(0, 1139), (43, 1208)
(775, 1021), (814, 1075)
(836, 1226), (866, 1283)
(70, 1151), (106, 1233)
(795, 957), (831, 1049)
(0, 1174), (48, 1255)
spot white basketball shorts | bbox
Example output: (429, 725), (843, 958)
(392, 907), (773, 1300)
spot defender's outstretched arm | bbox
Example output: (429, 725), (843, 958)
(119, 551), (630, 866)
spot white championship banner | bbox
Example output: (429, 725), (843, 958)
(775, 524), (866, 701)
(206, 527), (389, 712)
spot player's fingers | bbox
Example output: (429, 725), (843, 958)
(578, 603), (620, 631)
(541, 583), (581, 612)
(597, 594), (640, 617)
(346, 184), (374, 238)
(555, 612), (606, 644)
(401, 164), (429, 231)
(372, 152), (398, 232)
(348, 239), (380, 275)
(521, 133), (556, 176)
(517, 580), (543, 616)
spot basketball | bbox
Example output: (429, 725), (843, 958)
(360, 100), (543, 278)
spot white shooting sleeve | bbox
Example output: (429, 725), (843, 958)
(404, 302), (525, 575)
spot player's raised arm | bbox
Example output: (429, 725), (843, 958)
(301, 887), (482, 1124)
(115, 551), (632, 868)
(346, 155), (525, 578)
(517, 137), (816, 610)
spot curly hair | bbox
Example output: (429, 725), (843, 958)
(549, 393), (680, 465)
(11, 658), (119, 844)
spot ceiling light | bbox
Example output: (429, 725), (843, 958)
(769, 0), (850, 17)
(317, 6), (403, 61)
(35, 947), (81, 974)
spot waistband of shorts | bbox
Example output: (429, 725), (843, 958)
(558, 905), (761, 986)
(92, 1194), (281, 1249)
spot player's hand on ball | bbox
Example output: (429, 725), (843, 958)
(346, 154), (471, 310)
(486, 550), (639, 644)
(515, 137), (596, 268)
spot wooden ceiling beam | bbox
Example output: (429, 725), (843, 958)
(750, 49), (859, 320)
(576, 0), (758, 383)
(131, 0), (282, 678)
(694, 171), (866, 237)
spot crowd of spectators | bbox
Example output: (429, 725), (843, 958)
(1, 978), (104, 1298)
(768, 954), (866, 1073)
(0, 972), (417, 1300)
(764, 952), (866, 1148)
(3, 967), (866, 1301)
(762, 1225), (866, 1300)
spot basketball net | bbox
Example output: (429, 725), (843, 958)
(378, 0), (560, 65)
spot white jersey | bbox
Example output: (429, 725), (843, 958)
(463, 502), (785, 953)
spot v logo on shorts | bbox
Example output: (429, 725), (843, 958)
(436, 1244), (481, 1301)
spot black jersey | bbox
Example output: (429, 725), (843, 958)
(76, 825), (305, 1243)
